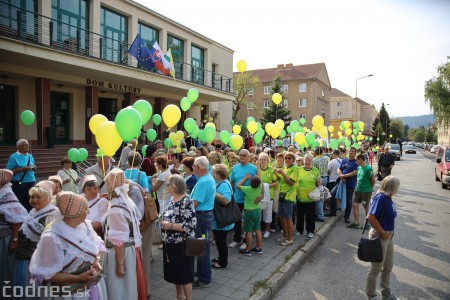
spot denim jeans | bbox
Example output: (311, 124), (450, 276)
(195, 211), (213, 284)
(327, 181), (337, 216)
(315, 200), (324, 220)
(344, 188), (355, 220)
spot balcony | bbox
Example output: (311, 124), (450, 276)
(0, 2), (233, 93)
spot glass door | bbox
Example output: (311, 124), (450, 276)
(0, 84), (16, 145)
(50, 91), (70, 144)
(99, 97), (117, 121)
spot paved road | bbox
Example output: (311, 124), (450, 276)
(274, 149), (450, 300)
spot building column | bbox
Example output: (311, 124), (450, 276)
(123, 92), (138, 107)
(85, 86), (98, 144)
(153, 97), (166, 139)
(35, 78), (50, 146)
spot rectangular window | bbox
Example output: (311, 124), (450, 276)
(248, 88), (254, 96)
(298, 98), (307, 107)
(337, 102), (342, 107)
(168, 35), (184, 79)
(100, 7), (128, 63)
(264, 100), (270, 108)
(138, 23), (159, 47)
(282, 84), (288, 92)
(337, 112), (342, 117)
(191, 45), (204, 85)
(322, 89), (326, 97)
(299, 114), (307, 121)
(299, 83), (307, 92)
(281, 99), (288, 107)
(264, 86), (270, 94)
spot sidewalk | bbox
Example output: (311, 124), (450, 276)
(149, 214), (341, 300)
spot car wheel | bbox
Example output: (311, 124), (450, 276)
(441, 181), (448, 189)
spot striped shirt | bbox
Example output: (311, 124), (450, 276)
(313, 155), (330, 177)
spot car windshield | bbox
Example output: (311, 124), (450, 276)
(446, 149), (450, 162)
(388, 144), (400, 151)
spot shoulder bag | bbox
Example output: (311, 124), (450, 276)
(213, 181), (242, 228)
(178, 196), (207, 256)
(357, 200), (386, 262)
(132, 173), (158, 231)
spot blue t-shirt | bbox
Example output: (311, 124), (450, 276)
(368, 193), (397, 231)
(339, 158), (358, 189)
(190, 173), (216, 211)
(230, 163), (257, 203)
(212, 179), (235, 231)
(6, 152), (36, 183)
(124, 169), (149, 191)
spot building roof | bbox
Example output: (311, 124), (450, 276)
(330, 88), (352, 98)
(356, 97), (371, 106)
(240, 63), (327, 83)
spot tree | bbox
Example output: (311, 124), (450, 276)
(390, 119), (404, 140)
(403, 124), (409, 139)
(371, 103), (390, 144)
(409, 127), (425, 142)
(232, 72), (261, 123)
(424, 56), (450, 128)
(260, 75), (292, 125)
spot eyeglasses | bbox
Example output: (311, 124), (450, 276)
(239, 154), (248, 157)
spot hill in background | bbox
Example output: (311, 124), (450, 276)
(393, 114), (435, 128)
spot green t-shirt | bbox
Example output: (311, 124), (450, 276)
(355, 164), (374, 192)
(241, 185), (262, 210)
(278, 165), (298, 203)
(297, 166), (321, 203)
(260, 166), (278, 199)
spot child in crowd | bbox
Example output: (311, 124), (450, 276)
(237, 174), (263, 256)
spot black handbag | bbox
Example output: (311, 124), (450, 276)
(181, 236), (207, 256)
(213, 182), (242, 228)
(357, 219), (383, 262)
(376, 172), (382, 181)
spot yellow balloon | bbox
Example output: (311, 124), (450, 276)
(294, 132), (306, 145)
(330, 133), (334, 137)
(230, 135), (243, 150)
(169, 132), (177, 142)
(328, 125), (335, 133)
(320, 128), (327, 138)
(236, 59), (247, 73)
(162, 104), (181, 129)
(176, 146), (181, 153)
(205, 122), (216, 129)
(272, 93), (282, 105)
(275, 119), (285, 130)
(89, 114), (108, 135)
(247, 121), (258, 134)
(176, 130), (184, 141)
(232, 125), (241, 135)
(95, 121), (122, 157)
(345, 128), (352, 136)
(270, 124), (282, 138)
(173, 140), (181, 147)
(312, 115), (324, 129)
(265, 122), (274, 134)
(338, 131), (342, 136)
(209, 117), (213, 122)
(344, 121), (351, 129)
(358, 121), (365, 130)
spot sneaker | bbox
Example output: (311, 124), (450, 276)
(263, 231), (270, 238)
(239, 248), (252, 256)
(364, 224), (371, 230)
(240, 243), (247, 250)
(276, 237), (286, 242)
(307, 232), (314, 238)
(270, 228), (276, 233)
(281, 240), (293, 246)
(347, 223), (361, 229)
(316, 218), (325, 222)
(228, 241), (240, 248)
(344, 218), (350, 224)
(382, 293), (399, 300)
(294, 231), (302, 236)
(253, 232), (256, 236)
(251, 247), (263, 255)
(192, 280), (211, 289)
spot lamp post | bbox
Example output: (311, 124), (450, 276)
(355, 74), (373, 98)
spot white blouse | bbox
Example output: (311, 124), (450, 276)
(82, 194), (108, 223)
(0, 185), (28, 227)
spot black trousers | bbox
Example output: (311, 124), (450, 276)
(212, 229), (229, 267)
(232, 203), (244, 243)
(327, 181), (338, 216)
(11, 181), (34, 211)
(296, 202), (316, 234)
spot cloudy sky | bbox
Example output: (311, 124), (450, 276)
(136, 0), (450, 118)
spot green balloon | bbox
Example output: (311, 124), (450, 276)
(290, 120), (300, 132)
(254, 133), (263, 144)
(78, 148), (88, 162)
(298, 126), (304, 133)
(277, 140), (283, 146)
(345, 140), (351, 147)
(20, 110), (35, 126)
(330, 139), (339, 150)
(198, 130), (206, 143)
(141, 145), (148, 157)
(132, 100), (152, 125)
(247, 117), (255, 124)
(353, 129), (359, 135)
(115, 107), (142, 142)
(191, 126), (200, 138)
(164, 138), (172, 149)
(305, 132), (315, 145)
(146, 129), (157, 142)
(299, 118), (306, 125)
(152, 114), (162, 126)
(311, 141), (320, 149)
(352, 143), (360, 150)
(184, 118), (197, 133)
(256, 122), (262, 129)
(286, 126), (292, 134)
(187, 88), (199, 103)
(68, 148), (80, 163)
(230, 120), (235, 126)
(220, 130), (231, 144)
(280, 130), (286, 139)
(256, 128), (265, 136)
(204, 126), (216, 143)
(372, 147), (377, 152)
(180, 97), (191, 112)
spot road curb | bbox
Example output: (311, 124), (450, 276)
(248, 213), (343, 300)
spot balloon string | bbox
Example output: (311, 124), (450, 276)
(127, 137), (139, 181)
(27, 126), (32, 154)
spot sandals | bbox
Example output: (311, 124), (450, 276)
(211, 263), (226, 269)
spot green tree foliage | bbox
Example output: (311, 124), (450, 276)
(260, 75), (292, 124)
(233, 72), (261, 123)
(403, 124), (409, 138)
(424, 57), (450, 128)
(372, 103), (390, 144)
(408, 127), (425, 142)
(390, 119), (404, 139)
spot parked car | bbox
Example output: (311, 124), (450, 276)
(430, 145), (439, 153)
(435, 146), (450, 189)
(405, 145), (416, 154)
(385, 143), (401, 160)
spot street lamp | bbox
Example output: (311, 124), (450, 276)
(355, 74), (373, 98)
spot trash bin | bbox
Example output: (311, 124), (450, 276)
(46, 127), (54, 149)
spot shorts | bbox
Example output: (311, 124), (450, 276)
(278, 199), (294, 219)
(261, 200), (273, 223)
(243, 209), (261, 232)
(353, 191), (372, 205)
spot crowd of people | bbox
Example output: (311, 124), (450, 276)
(0, 137), (400, 300)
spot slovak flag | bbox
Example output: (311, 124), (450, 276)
(149, 41), (170, 76)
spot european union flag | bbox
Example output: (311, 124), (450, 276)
(128, 34), (155, 70)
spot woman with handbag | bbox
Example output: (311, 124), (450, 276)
(210, 164), (233, 269)
(160, 174), (197, 300)
(366, 175), (400, 300)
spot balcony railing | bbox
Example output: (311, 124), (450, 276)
(0, 1), (233, 93)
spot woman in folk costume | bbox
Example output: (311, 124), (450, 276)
(102, 168), (146, 300)
(15, 180), (58, 288)
(29, 192), (107, 299)
(0, 169), (28, 284)
(80, 175), (108, 237)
